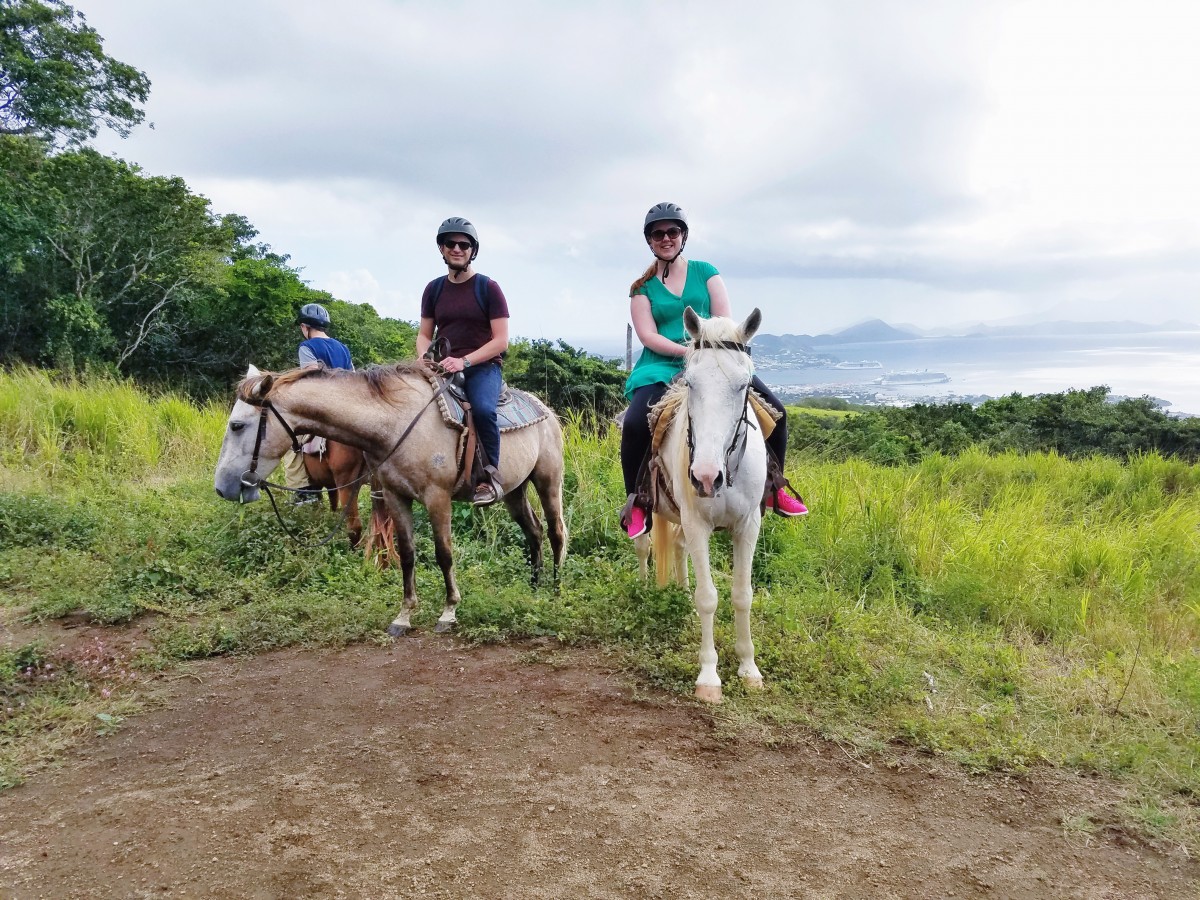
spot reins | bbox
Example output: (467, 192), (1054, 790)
(238, 365), (460, 547)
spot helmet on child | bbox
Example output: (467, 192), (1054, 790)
(297, 303), (331, 330)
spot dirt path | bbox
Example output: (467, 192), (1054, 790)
(0, 637), (1196, 899)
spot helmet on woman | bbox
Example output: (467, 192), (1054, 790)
(436, 216), (480, 261)
(298, 303), (331, 330)
(643, 202), (688, 235)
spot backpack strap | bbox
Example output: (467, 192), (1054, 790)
(430, 274), (492, 318)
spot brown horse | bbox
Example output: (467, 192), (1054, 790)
(214, 362), (567, 636)
(296, 437), (367, 548)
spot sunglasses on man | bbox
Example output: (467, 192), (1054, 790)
(441, 239), (473, 251)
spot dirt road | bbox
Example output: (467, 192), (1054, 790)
(0, 637), (1195, 898)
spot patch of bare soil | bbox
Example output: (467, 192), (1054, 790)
(0, 637), (1196, 899)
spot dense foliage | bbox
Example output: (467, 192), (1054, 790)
(0, 136), (418, 396)
(790, 387), (1200, 464)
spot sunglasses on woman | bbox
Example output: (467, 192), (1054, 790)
(649, 226), (683, 242)
(441, 239), (473, 251)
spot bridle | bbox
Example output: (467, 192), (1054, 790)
(684, 339), (756, 492)
(234, 369), (460, 545)
(240, 401), (305, 490)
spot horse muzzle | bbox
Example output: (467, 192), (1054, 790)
(689, 464), (725, 499)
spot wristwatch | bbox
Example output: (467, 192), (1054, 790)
(463, 357), (472, 368)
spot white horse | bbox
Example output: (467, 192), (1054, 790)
(636, 308), (768, 704)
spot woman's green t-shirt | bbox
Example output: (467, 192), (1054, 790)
(624, 259), (719, 399)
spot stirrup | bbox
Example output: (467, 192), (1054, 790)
(766, 487), (808, 517)
(619, 494), (651, 539)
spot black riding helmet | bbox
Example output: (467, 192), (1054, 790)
(436, 216), (480, 264)
(643, 202), (689, 280)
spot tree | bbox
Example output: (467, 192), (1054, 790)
(0, 0), (149, 144)
(0, 143), (231, 373)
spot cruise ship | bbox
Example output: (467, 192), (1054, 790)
(833, 360), (883, 369)
(873, 370), (951, 385)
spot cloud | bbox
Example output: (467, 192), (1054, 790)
(82, 0), (1200, 343)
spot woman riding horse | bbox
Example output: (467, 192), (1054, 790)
(620, 202), (808, 539)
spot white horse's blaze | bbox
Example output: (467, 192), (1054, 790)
(649, 308), (768, 704)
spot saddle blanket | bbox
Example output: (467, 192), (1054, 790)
(647, 384), (780, 454)
(424, 371), (552, 433)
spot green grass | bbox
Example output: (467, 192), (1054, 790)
(1, 368), (1198, 849)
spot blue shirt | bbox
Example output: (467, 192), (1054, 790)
(298, 337), (353, 370)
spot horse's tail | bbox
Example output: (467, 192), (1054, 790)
(653, 519), (682, 587)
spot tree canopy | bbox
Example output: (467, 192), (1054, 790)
(0, 0), (149, 144)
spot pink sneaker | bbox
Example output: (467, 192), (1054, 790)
(624, 504), (650, 539)
(767, 488), (808, 517)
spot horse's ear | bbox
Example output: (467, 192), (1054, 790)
(740, 308), (762, 343)
(246, 364), (260, 377)
(683, 306), (702, 341)
(239, 373), (273, 402)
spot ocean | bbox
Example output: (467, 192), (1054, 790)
(757, 331), (1200, 416)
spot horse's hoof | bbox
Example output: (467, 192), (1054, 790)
(742, 676), (764, 692)
(433, 620), (455, 634)
(386, 623), (408, 638)
(695, 684), (723, 704)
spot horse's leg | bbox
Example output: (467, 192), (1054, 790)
(425, 489), (461, 633)
(502, 480), (544, 586)
(731, 517), (764, 691)
(684, 522), (723, 704)
(634, 534), (651, 581)
(341, 481), (363, 548)
(530, 455), (567, 576)
(384, 495), (420, 638)
(673, 525), (689, 588)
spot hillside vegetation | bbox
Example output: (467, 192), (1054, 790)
(1, 368), (1198, 849)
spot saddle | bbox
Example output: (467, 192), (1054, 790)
(629, 383), (796, 520)
(420, 341), (551, 501)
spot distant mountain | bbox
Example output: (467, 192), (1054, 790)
(756, 318), (920, 351)
(813, 319), (921, 345)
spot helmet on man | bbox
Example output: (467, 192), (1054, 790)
(297, 303), (331, 330)
(437, 216), (480, 263)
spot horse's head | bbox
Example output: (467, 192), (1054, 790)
(214, 365), (292, 503)
(682, 307), (762, 498)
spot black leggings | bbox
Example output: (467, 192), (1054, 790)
(620, 376), (789, 495)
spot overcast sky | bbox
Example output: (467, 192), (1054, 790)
(82, 0), (1200, 349)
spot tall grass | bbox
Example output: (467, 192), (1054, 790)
(1, 372), (1198, 846)
(0, 365), (223, 485)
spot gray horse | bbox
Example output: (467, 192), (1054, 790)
(214, 363), (567, 635)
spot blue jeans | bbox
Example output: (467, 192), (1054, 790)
(463, 362), (502, 470)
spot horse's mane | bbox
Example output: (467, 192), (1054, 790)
(686, 315), (743, 352)
(237, 362), (431, 404)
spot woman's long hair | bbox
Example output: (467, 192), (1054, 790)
(629, 263), (658, 298)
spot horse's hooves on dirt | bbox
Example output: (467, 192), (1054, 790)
(433, 621), (455, 634)
(695, 684), (723, 704)
(386, 623), (409, 638)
